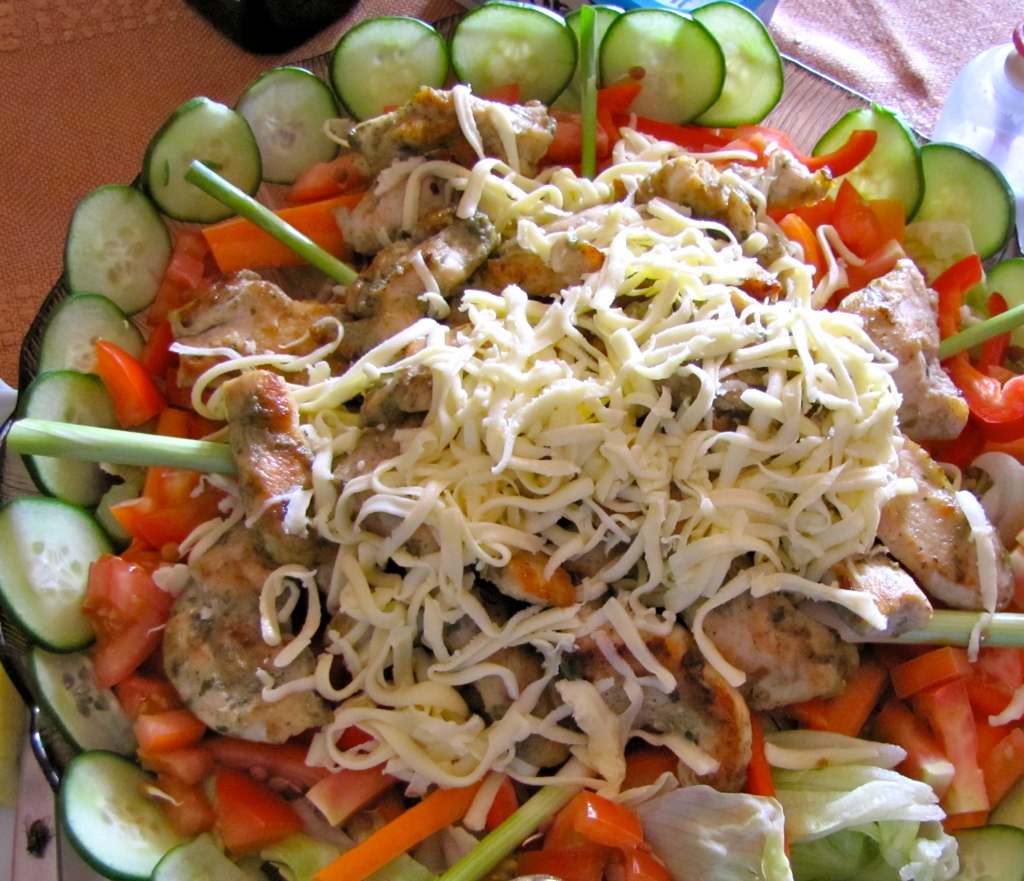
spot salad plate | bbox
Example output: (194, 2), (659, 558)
(1, 14), (979, 880)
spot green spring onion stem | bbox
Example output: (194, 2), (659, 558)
(578, 5), (599, 180)
(880, 610), (1024, 647)
(938, 302), (1024, 360)
(5, 418), (237, 474)
(437, 781), (581, 881)
(185, 160), (359, 285)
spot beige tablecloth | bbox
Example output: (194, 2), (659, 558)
(0, 0), (1019, 385)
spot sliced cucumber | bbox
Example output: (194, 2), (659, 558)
(600, 8), (725, 125)
(0, 496), (109, 652)
(813, 104), (923, 219)
(991, 775), (1024, 830)
(692, 0), (783, 126)
(38, 292), (144, 374)
(18, 371), (119, 507)
(152, 833), (258, 881)
(30, 646), (136, 754)
(236, 66), (340, 185)
(143, 96), (262, 223)
(61, 750), (186, 881)
(554, 5), (623, 112)
(912, 141), (1015, 259)
(986, 258), (1024, 349)
(94, 466), (145, 549)
(953, 825), (1024, 881)
(450, 1), (578, 105)
(331, 16), (449, 121)
(64, 184), (172, 316)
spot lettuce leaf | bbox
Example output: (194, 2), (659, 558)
(635, 785), (793, 881)
(766, 730), (959, 881)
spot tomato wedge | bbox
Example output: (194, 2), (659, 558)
(213, 768), (305, 854)
(94, 339), (166, 427)
(82, 554), (175, 688)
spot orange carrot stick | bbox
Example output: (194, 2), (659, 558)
(313, 780), (484, 881)
(202, 192), (364, 273)
(786, 658), (888, 737)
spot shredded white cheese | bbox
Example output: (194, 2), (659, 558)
(188, 122), (904, 794)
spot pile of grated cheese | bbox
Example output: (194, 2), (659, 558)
(196, 122), (906, 795)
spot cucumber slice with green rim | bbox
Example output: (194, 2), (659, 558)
(450, 1), (578, 105)
(600, 8), (725, 125)
(555, 5), (623, 111)
(812, 104), (923, 219)
(986, 257), (1024, 348)
(912, 141), (1015, 259)
(143, 96), (262, 223)
(0, 496), (109, 652)
(19, 371), (119, 507)
(94, 466), (145, 549)
(61, 750), (187, 881)
(331, 16), (449, 122)
(152, 833), (259, 881)
(30, 646), (136, 754)
(236, 66), (340, 185)
(952, 825), (1024, 881)
(991, 774), (1024, 830)
(64, 184), (172, 316)
(38, 292), (144, 375)
(692, 0), (783, 126)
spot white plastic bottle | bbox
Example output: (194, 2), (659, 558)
(932, 23), (1024, 248)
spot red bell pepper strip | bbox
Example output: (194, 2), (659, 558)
(935, 253), (984, 341)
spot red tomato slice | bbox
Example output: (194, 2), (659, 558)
(155, 773), (217, 838)
(133, 708), (207, 754)
(213, 768), (305, 854)
(94, 339), (166, 427)
(306, 765), (398, 826)
(206, 735), (330, 791)
(82, 555), (175, 689)
(485, 775), (520, 830)
(552, 791), (645, 853)
(517, 847), (608, 881)
(912, 679), (990, 817)
(138, 745), (213, 786)
(624, 847), (672, 881)
(113, 674), (183, 719)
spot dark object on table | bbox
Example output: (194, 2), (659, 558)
(186, 0), (358, 53)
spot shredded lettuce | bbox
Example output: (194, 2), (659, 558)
(766, 730), (959, 881)
(634, 785), (793, 881)
(902, 220), (977, 284)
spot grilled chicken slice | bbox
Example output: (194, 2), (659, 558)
(444, 591), (570, 769)
(830, 550), (933, 637)
(221, 370), (326, 567)
(699, 591), (859, 711)
(635, 156), (758, 240)
(348, 86), (556, 177)
(337, 175), (455, 256)
(878, 438), (1014, 610)
(633, 155), (790, 273)
(171, 271), (347, 388)
(736, 148), (831, 212)
(163, 527), (331, 743)
(473, 238), (605, 298)
(562, 624), (752, 792)
(335, 213), (499, 361)
(838, 259), (969, 442)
